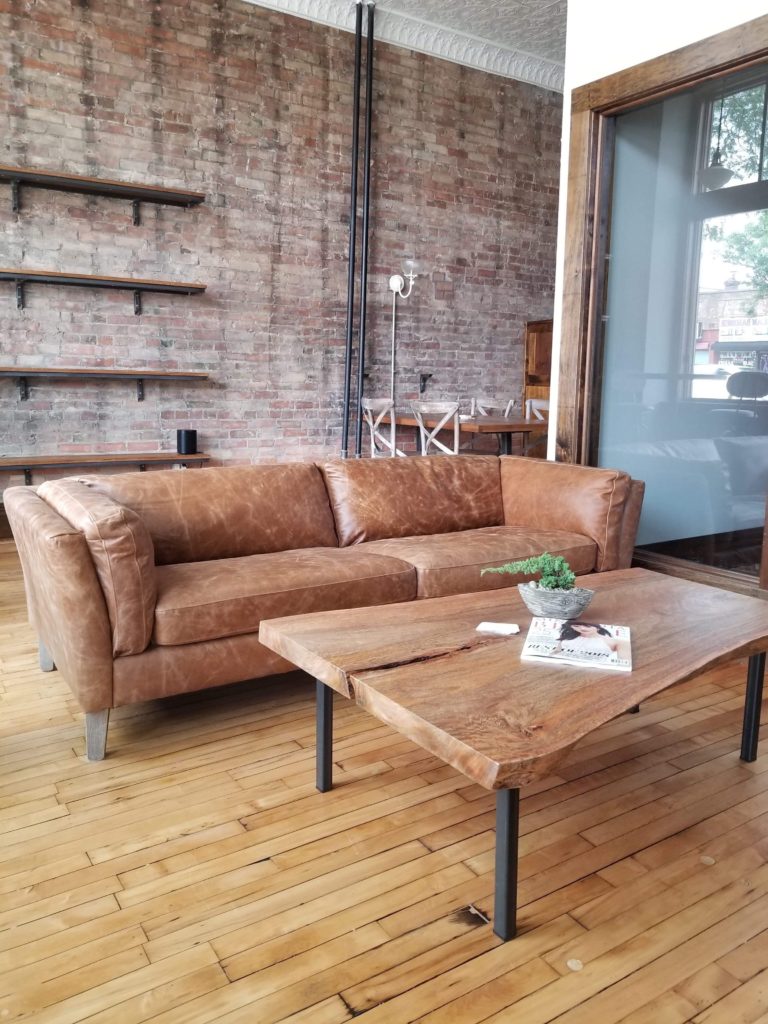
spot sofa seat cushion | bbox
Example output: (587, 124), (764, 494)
(360, 526), (597, 599)
(153, 547), (417, 646)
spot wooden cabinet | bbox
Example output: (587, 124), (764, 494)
(524, 319), (553, 405)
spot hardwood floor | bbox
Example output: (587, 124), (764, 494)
(2, 537), (768, 1022)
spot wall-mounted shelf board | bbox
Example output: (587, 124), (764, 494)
(0, 268), (206, 315)
(0, 452), (210, 485)
(0, 366), (210, 401)
(0, 164), (205, 225)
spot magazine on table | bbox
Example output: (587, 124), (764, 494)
(521, 618), (632, 672)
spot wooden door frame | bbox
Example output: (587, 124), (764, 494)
(556, 15), (768, 466)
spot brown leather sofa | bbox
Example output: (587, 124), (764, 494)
(5, 455), (644, 759)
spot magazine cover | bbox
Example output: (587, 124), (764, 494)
(521, 618), (632, 672)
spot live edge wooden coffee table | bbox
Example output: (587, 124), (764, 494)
(259, 567), (768, 941)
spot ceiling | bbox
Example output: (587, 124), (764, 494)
(246, 1), (567, 92)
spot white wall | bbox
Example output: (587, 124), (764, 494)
(564, 2), (768, 90)
(548, 0), (768, 457)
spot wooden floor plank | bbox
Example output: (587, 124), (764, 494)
(2, 543), (768, 1022)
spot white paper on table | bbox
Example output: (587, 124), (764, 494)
(476, 621), (520, 636)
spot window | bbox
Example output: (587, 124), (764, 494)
(595, 66), (768, 580)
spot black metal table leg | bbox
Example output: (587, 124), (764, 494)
(493, 787), (520, 940)
(316, 679), (334, 792)
(499, 433), (512, 456)
(741, 652), (766, 763)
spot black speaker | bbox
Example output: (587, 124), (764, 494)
(176, 429), (198, 455)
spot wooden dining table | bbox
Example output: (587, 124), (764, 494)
(383, 412), (548, 455)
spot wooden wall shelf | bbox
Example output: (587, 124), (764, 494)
(0, 164), (205, 225)
(0, 268), (206, 315)
(0, 366), (210, 401)
(0, 452), (210, 485)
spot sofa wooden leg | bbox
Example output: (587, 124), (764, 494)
(38, 639), (56, 672)
(85, 710), (110, 761)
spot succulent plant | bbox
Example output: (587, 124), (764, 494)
(481, 552), (576, 591)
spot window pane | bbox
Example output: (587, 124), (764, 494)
(706, 84), (765, 189)
(699, 209), (768, 382)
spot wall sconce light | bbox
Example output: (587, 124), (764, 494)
(388, 258), (421, 404)
(389, 258), (420, 300)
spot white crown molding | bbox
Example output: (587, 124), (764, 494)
(244, 1), (564, 93)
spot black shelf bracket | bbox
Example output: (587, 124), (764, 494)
(15, 282), (24, 310)
(136, 379), (145, 401)
(133, 290), (142, 316)
(17, 376), (29, 401)
(10, 180), (20, 214)
(132, 200), (141, 227)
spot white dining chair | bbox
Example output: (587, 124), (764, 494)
(525, 398), (550, 420)
(361, 398), (405, 458)
(471, 398), (516, 418)
(523, 398), (549, 457)
(410, 401), (461, 455)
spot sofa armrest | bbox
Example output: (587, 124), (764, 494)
(5, 487), (114, 714)
(617, 479), (645, 568)
(38, 478), (156, 657)
(499, 457), (641, 572)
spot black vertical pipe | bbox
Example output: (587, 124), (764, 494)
(340, 2), (364, 459)
(354, 1), (375, 457)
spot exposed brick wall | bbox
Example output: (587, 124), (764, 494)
(0, 0), (562, 485)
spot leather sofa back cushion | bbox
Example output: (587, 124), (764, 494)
(38, 478), (155, 657)
(500, 457), (631, 571)
(320, 456), (503, 545)
(84, 464), (338, 564)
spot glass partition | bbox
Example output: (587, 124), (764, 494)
(596, 68), (768, 578)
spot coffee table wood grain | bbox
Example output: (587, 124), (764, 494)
(259, 567), (768, 939)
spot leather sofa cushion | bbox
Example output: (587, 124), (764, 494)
(500, 457), (631, 572)
(84, 464), (338, 565)
(153, 547), (417, 646)
(361, 525), (597, 599)
(38, 478), (155, 657)
(320, 455), (503, 546)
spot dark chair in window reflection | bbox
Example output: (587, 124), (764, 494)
(726, 370), (768, 414)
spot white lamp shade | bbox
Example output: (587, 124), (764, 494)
(700, 154), (734, 191)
